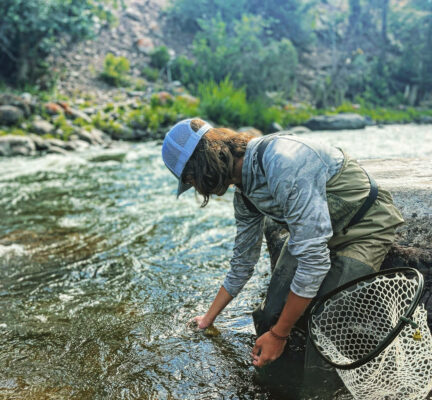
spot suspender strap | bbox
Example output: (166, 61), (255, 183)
(240, 135), (273, 214)
(257, 135), (273, 174)
(346, 173), (379, 229)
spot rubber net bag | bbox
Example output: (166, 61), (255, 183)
(309, 269), (432, 400)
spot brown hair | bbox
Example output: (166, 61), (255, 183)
(182, 118), (254, 207)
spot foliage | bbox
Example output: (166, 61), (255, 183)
(197, 79), (283, 131)
(142, 67), (159, 82)
(0, 0), (117, 85)
(170, 56), (195, 86)
(149, 46), (171, 70)
(100, 53), (130, 86)
(175, 15), (298, 98)
(125, 95), (199, 132)
(167, 0), (315, 49)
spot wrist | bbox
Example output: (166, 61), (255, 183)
(270, 324), (291, 340)
(203, 313), (215, 326)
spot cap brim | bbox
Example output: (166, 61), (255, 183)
(177, 179), (193, 198)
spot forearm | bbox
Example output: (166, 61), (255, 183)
(204, 285), (233, 324)
(272, 291), (312, 337)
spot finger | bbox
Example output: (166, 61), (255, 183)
(251, 343), (261, 356)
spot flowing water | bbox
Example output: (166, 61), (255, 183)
(0, 124), (431, 400)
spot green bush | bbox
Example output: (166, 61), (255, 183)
(170, 56), (196, 87)
(190, 15), (298, 98)
(149, 46), (171, 69)
(197, 78), (282, 131)
(100, 53), (130, 86)
(167, 0), (315, 49)
(0, 0), (117, 84)
(142, 67), (159, 82)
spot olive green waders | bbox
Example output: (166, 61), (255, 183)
(252, 152), (404, 398)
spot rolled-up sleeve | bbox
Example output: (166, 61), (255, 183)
(223, 191), (264, 297)
(265, 141), (333, 298)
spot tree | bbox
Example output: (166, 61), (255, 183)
(0, 0), (116, 85)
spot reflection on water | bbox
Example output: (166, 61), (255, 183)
(0, 125), (431, 399)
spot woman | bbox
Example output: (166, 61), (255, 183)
(161, 117), (404, 370)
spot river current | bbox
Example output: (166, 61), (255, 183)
(0, 124), (431, 399)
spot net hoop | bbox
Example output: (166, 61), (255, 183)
(308, 267), (424, 370)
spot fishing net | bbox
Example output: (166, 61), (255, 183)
(309, 268), (432, 400)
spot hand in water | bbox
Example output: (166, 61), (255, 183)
(187, 315), (212, 330)
(252, 331), (286, 367)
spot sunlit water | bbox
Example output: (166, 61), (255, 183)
(0, 125), (431, 400)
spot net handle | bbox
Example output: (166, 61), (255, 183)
(307, 267), (425, 370)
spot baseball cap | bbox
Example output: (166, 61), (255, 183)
(162, 118), (213, 197)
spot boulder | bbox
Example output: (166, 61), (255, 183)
(290, 126), (311, 134)
(31, 119), (54, 135)
(0, 106), (24, 126)
(44, 102), (64, 115)
(0, 93), (31, 116)
(64, 107), (92, 124)
(0, 135), (36, 157)
(304, 113), (368, 130)
(28, 134), (50, 151)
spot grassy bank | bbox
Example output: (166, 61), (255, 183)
(1, 81), (432, 142)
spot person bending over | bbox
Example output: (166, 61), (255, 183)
(161, 118), (403, 368)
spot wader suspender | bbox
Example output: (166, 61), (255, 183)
(241, 136), (379, 230)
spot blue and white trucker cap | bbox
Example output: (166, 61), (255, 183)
(162, 118), (212, 197)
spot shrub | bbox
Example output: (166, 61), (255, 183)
(197, 78), (282, 131)
(149, 46), (171, 69)
(0, 0), (117, 84)
(191, 15), (298, 98)
(142, 67), (159, 82)
(170, 56), (196, 87)
(100, 53), (130, 86)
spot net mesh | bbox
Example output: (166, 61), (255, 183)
(310, 273), (432, 400)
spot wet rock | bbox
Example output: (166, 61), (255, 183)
(47, 145), (69, 155)
(304, 113), (368, 130)
(0, 106), (24, 126)
(109, 125), (135, 141)
(271, 122), (284, 133)
(74, 128), (102, 145)
(290, 126), (311, 134)
(44, 138), (69, 150)
(28, 134), (50, 151)
(89, 128), (111, 145)
(0, 94), (31, 116)
(44, 102), (64, 115)
(65, 107), (92, 123)
(31, 119), (54, 135)
(0, 135), (36, 156)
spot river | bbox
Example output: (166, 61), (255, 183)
(0, 124), (431, 399)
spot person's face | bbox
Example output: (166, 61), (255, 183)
(183, 175), (231, 197)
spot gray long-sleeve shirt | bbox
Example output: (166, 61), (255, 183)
(223, 133), (344, 298)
